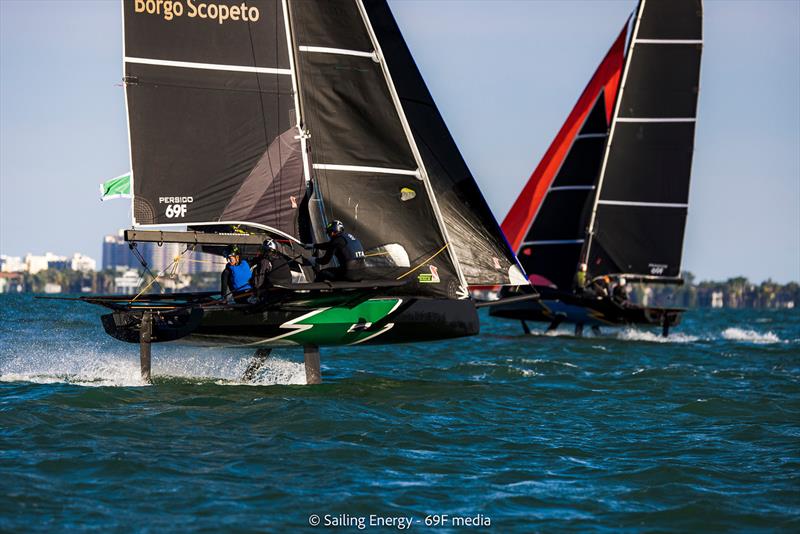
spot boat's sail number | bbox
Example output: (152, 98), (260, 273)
(159, 196), (193, 218)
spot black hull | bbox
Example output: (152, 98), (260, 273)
(101, 297), (478, 348)
(490, 289), (684, 329)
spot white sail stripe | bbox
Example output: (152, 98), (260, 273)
(298, 46), (376, 59)
(575, 133), (608, 139)
(616, 117), (695, 123)
(549, 185), (596, 192)
(312, 164), (419, 176)
(598, 200), (688, 208)
(124, 56), (292, 75)
(522, 240), (584, 246)
(635, 39), (703, 44)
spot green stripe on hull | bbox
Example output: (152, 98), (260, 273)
(271, 298), (402, 346)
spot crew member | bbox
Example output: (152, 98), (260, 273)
(312, 220), (366, 282)
(612, 277), (629, 305)
(588, 275), (610, 298)
(220, 246), (252, 303)
(252, 238), (294, 294)
(574, 263), (588, 294)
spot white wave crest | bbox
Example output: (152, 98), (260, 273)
(721, 327), (781, 344)
(616, 328), (699, 343)
(0, 348), (308, 387)
(0, 351), (147, 387)
(521, 358), (579, 368)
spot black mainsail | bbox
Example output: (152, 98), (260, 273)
(122, 0), (524, 299)
(123, 0), (305, 239)
(583, 0), (702, 282)
(287, 0), (464, 298)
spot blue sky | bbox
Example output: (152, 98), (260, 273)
(1, 0), (798, 283)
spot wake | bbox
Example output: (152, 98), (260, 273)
(720, 327), (781, 344)
(523, 326), (786, 345)
(0, 348), (308, 387)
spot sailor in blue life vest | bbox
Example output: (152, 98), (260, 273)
(311, 220), (366, 282)
(220, 245), (253, 303)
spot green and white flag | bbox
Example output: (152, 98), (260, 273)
(100, 173), (131, 201)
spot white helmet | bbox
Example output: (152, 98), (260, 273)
(261, 238), (278, 253)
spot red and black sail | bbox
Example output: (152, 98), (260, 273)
(502, 0), (702, 290)
(501, 24), (627, 290)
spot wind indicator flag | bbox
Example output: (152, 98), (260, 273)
(100, 173), (131, 201)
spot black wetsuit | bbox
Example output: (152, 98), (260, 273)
(314, 233), (366, 282)
(252, 252), (294, 292)
(612, 284), (628, 306)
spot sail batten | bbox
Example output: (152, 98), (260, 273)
(124, 56), (292, 75)
(298, 46), (376, 58)
(312, 164), (418, 176)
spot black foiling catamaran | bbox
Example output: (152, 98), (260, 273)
(81, 0), (527, 383)
(491, 0), (702, 337)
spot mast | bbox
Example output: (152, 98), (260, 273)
(281, 0), (310, 185)
(583, 1), (644, 267)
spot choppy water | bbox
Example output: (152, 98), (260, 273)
(1, 294), (798, 532)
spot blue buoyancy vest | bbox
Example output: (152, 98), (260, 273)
(228, 260), (252, 291)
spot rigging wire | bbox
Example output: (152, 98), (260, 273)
(130, 244), (193, 302)
(128, 242), (162, 292)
